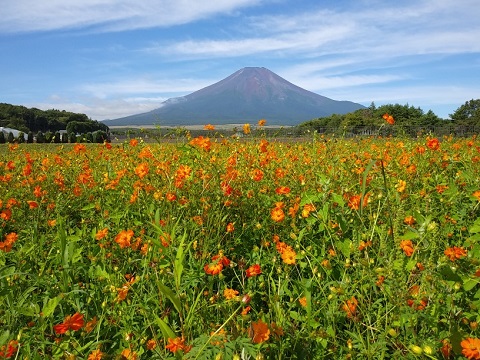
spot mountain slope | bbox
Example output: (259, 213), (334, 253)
(105, 67), (365, 126)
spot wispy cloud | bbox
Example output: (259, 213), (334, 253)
(0, 0), (264, 33)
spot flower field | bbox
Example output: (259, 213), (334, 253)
(1, 122), (480, 359)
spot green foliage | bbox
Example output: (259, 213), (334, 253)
(450, 99), (480, 125)
(0, 131), (5, 144)
(0, 102), (109, 134)
(36, 131), (45, 143)
(7, 131), (14, 143)
(45, 131), (53, 143)
(17, 131), (25, 143)
(27, 131), (34, 143)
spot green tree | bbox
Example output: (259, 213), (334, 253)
(17, 131), (25, 143)
(0, 131), (5, 144)
(7, 132), (15, 143)
(36, 131), (45, 143)
(450, 99), (480, 125)
(27, 131), (34, 143)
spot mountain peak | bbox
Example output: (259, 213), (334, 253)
(105, 67), (365, 126)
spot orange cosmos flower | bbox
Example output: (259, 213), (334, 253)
(400, 240), (414, 256)
(258, 139), (269, 153)
(250, 319), (270, 344)
(146, 339), (157, 350)
(95, 228), (108, 240)
(396, 179), (406, 193)
(87, 349), (104, 360)
(120, 349), (138, 360)
(189, 136), (211, 151)
(461, 338), (480, 360)
(271, 203), (285, 222)
(115, 229), (134, 249)
(0, 232), (18, 253)
(165, 337), (190, 354)
(299, 297), (307, 307)
(404, 216), (416, 225)
(382, 113), (395, 125)
(358, 240), (372, 251)
(226, 222), (235, 233)
(251, 168), (264, 181)
(134, 162), (149, 179)
(246, 264), (262, 278)
(243, 123), (251, 134)
(258, 119), (267, 126)
(204, 254), (230, 275)
(27, 200), (39, 209)
(302, 203), (316, 218)
(73, 143), (87, 153)
(53, 312), (84, 334)
(204, 124), (215, 131)
(347, 193), (369, 210)
(84, 316), (98, 333)
(426, 137), (440, 150)
(224, 288), (239, 300)
(444, 246), (467, 261)
(342, 296), (358, 319)
(275, 186), (291, 195)
(473, 190), (480, 201)
(129, 138), (138, 147)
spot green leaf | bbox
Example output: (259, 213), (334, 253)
(155, 317), (176, 340)
(42, 296), (61, 318)
(463, 279), (479, 292)
(158, 281), (182, 316)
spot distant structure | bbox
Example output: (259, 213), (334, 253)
(0, 126), (27, 140)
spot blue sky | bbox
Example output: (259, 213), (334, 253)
(1, 0), (479, 121)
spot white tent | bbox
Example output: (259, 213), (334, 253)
(0, 127), (27, 140)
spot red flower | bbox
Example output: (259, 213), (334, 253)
(53, 312), (84, 334)
(246, 264), (262, 278)
(0, 340), (18, 358)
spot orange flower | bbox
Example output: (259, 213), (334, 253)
(461, 338), (480, 360)
(440, 339), (452, 359)
(0, 232), (18, 253)
(396, 179), (406, 193)
(271, 203), (285, 222)
(115, 229), (134, 249)
(426, 137), (440, 150)
(407, 285), (428, 310)
(250, 319), (270, 344)
(444, 246), (467, 261)
(53, 312), (84, 334)
(146, 339), (157, 350)
(400, 240), (414, 256)
(121, 349), (138, 360)
(226, 222), (235, 233)
(347, 193), (369, 210)
(275, 186), (291, 195)
(243, 123), (251, 134)
(241, 306), (251, 316)
(95, 228), (108, 240)
(87, 349), (104, 360)
(246, 264), (262, 278)
(27, 200), (39, 209)
(134, 162), (149, 179)
(129, 138), (138, 147)
(299, 297), (307, 307)
(257, 119), (267, 126)
(224, 288), (239, 300)
(165, 337), (190, 353)
(204, 124), (215, 131)
(204, 254), (230, 275)
(404, 216), (416, 225)
(382, 113), (395, 125)
(358, 240), (372, 251)
(473, 190), (480, 201)
(276, 242), (296, 265)
(342, 296), (358, 319)
(301, 203), (316, 218)
(189, 136), (211, 151)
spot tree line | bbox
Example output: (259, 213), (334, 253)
(0, 102), (109, 133)
(300, 99), (480, 136)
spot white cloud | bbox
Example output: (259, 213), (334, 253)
(0, 0), (263, 33)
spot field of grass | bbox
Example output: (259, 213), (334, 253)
(1, 122), (480, 359)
